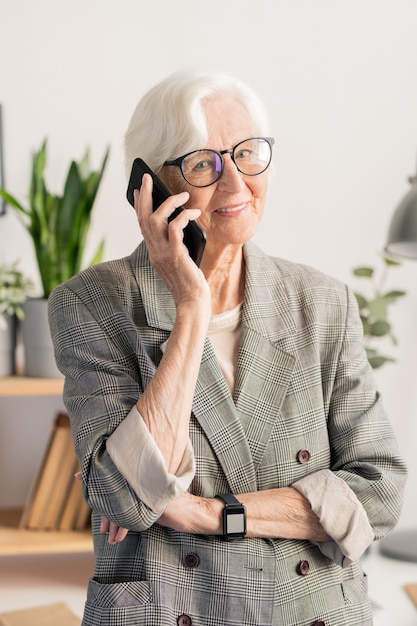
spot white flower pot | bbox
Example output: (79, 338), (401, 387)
(22, 298), (62, 378)
(0, 315), (16, 376)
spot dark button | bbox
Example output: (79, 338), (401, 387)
(183, 553), (200, 569)
(312, 621), (325, 626)
(297, 449), (311, 464)
(177, 615), (192, 626)
(297, 559), (310, 576)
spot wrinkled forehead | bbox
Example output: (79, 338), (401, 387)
(202, 97), (260, 149)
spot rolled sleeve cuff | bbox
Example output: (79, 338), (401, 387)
(293, 469), (374, 567)
(106, 405), (196, 512)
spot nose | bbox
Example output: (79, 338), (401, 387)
(217, 154), (245, 192)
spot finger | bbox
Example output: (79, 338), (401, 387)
(137, 174), (190, 223)
(115, 526), (129, 543)
(168, 208), (201, 230)
(134, 174), (153, 222)
(108, 521), (129, 544)
(167, 209), (201, 246)
(108, 521), (120, 544)
(100, 516), (110, 533)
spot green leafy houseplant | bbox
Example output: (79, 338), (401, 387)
(0, 139), (109, 297)
(352, 258), (406, 369)
(0, 262), (33, 330)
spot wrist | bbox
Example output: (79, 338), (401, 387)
(206, 497), (224, 535)
(175, 297), (212, 326)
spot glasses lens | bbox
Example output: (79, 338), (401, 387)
(181, 150), (223, 187)
(233, 138), (272, 176)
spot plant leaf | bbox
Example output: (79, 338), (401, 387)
(368, 355), (395, 369)
(367, 297), (388, 320)
(2, 140), (109, 297)
(382, 289), (407, 303)
(369, 320), (391, 337)
(383, 257), (402, 267)
(0, 189), (29, 215)
(353, 266), (374, 278)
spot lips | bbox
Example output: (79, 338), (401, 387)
(215, 202), (249, 215)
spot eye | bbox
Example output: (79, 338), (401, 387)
(194, 159), (212, 171)
(235, 148), (251, 160)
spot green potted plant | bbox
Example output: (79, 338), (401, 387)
(0, 139), (109, 377)
(352, 257), (406, 369)
(0, 262), (33, 376)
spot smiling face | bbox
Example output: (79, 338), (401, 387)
(160, 97), (270, 263)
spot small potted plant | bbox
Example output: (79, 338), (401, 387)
(0, 139), (109, 377)
(0, 262), (33, 376)
(352, 257), (406, 369)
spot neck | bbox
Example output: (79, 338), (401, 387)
(201, 246), (245, 315)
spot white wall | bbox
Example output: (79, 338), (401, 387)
(1, 0), (416, 529)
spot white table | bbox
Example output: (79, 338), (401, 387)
(364, 545), (417, 625)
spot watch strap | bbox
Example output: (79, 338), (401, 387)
(215, 493), (242, 507)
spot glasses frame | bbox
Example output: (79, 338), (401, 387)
(163, 136), (275, 188)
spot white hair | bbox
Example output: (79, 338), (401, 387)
(124, 70), (270, 177)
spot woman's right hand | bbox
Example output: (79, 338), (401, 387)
(75, 473), (129, 544)
(100, 516), (129, 544)
(134, 175), (210, 310)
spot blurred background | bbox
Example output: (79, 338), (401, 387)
(0, 0), (416, 531)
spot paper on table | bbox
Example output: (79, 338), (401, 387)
(404, 583), (417, 609)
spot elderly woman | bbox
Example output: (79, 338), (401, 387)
(49, 71), (407, 626)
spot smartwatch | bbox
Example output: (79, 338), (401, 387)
(215, 493), (247, 541)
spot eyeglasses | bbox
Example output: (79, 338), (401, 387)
(163, 137), (274, 188)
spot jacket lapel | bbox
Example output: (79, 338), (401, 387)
(132, 241), (297, 492)
(192, 336), (258, 494)
(233, 242), (297, 471)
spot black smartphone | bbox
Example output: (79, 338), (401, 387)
(127, 158), (206, 267)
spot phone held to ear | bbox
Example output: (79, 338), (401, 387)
(127, 158), (206, 267)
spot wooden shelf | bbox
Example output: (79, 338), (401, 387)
(0, 378), (93, 557)
(0, 509), (93, 556)
(0, 375), (64, 397)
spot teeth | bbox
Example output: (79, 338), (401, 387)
(217, 205), (245, 213)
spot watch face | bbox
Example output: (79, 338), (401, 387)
(225, 510), (245, 535)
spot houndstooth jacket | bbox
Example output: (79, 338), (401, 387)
(48, 239), (407, 626)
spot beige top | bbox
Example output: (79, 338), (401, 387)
(207, 303), (242, 394)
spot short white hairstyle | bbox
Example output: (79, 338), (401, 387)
(124, 70), (270, 177)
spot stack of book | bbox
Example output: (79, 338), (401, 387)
(19, 412), (91, 531)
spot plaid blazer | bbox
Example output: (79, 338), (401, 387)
(49, 240), (406, 626)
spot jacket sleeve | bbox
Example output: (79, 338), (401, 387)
(106, 404), (195, 511)
(48, 280), (169, 531)
(291, 281), (407, 566)
(318, 285), (407, 541)
(293, 469), (374, 566)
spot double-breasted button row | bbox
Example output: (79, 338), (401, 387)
(177, 611), (324, 625)
(178, 554), (199, 624)
(297, 449), (311, 464)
